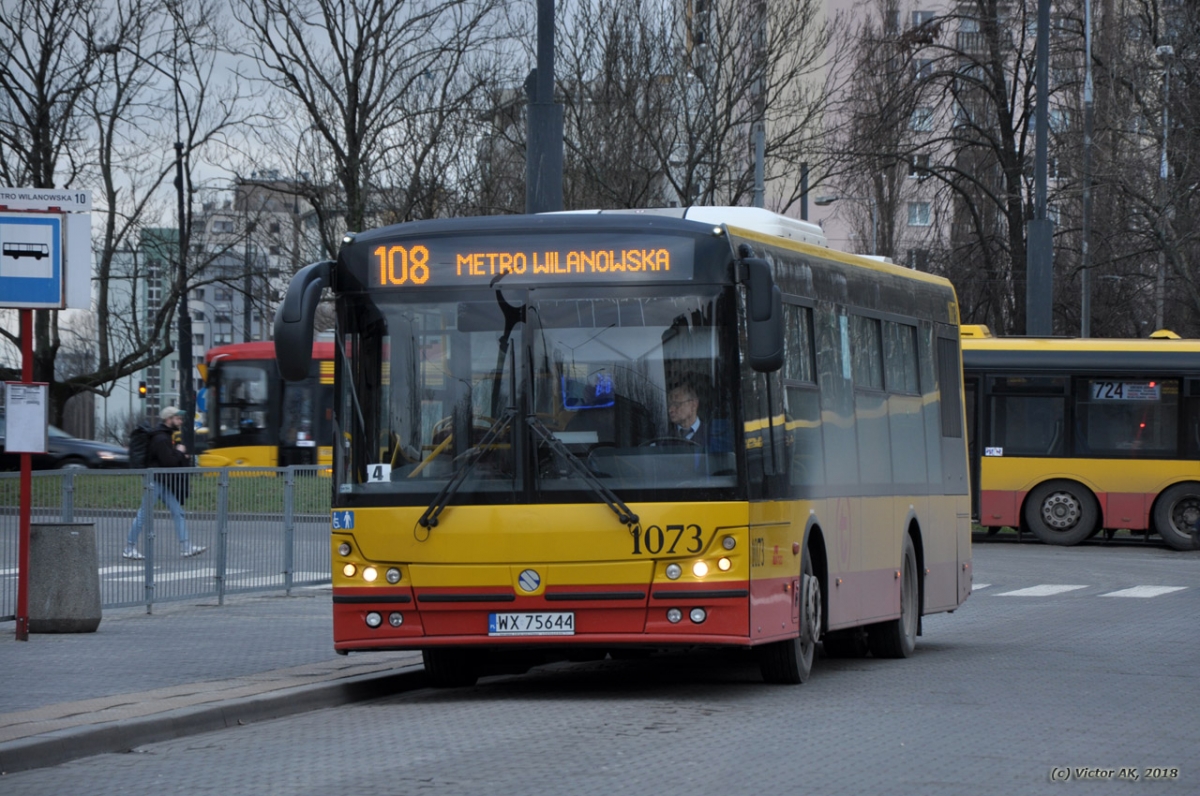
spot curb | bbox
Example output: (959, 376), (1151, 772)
(0, 663), (427, 775)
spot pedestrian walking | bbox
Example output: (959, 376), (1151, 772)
(124, 406), (206, 559)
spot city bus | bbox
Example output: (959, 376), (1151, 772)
(275, 207), (972, 686)
(198, 341), (335, 467)
(962, 326), (1200, 550)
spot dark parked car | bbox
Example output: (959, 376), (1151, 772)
(0, 417), (129, 470)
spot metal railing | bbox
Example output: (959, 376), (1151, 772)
(0, 466), (332, 618)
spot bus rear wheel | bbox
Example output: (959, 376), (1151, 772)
(867, 534), (918, 659)
(757, 549), (819, 684)
(1024, 480), (1098, 546)
(1153, 483), (1200, 551)
(422, 648), (480, 688)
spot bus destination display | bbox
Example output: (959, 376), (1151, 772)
(1090, 380), (1162, 401)
(369, 234), (695, 288)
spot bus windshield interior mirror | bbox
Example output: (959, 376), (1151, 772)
(275, 260), (334, 381)
(740, 254), (784, 372)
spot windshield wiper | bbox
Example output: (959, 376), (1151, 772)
(417, 408), (515, 530)
(526, 414), (640, 533)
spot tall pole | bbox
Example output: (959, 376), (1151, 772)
(1025, 0), (1054, 335)
(1080, 0), (1094, 337)
(15, 310), (33, 641)
(800, 162), (809, 220)
(175, 143), (194, 454)
(751, 0), (767, 208)
(1155, 46), (1172, 332)
(525, 0), (563, 214)
(171, 3), (194, 454)
(870, 196), (878, 256)
(243, 222), (255, 342)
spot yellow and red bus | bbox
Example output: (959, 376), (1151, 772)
(962, 326), (1200, 550)
(275, 207), (972, 686)
(198, 341), (334, 467)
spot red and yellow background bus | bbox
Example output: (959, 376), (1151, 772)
(963, 326), (1200, 550)
(199, 341), (335, 467)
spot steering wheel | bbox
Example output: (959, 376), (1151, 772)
(638, 436), (701, 449)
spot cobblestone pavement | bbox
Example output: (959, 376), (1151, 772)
(2, 544), (1197, 795)
(0, 588), (421, 772)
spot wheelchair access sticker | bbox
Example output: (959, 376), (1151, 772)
(332, 510), (355, 530)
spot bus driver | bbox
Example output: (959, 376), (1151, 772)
(666, 383), (705, 449)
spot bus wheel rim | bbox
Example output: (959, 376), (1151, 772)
(801, 573), (821, 645)
(1042, 492), (1080, 529)
(1171, 497), (1200, 532)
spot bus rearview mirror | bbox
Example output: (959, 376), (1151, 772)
(275, 260), (333, 382)
(742, 257), (784, 372)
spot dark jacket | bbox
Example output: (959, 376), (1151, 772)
(673, 420), (707, 451)
(149, 424), (190, 503)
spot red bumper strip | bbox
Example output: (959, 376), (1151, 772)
(417, 593), (515, 603)
(332, 595), (411, 604)
(652, 588), (749, 599)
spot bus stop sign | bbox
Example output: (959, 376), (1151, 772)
(0, 213), (62, 308)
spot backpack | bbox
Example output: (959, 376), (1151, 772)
(128, 423), (155, 469)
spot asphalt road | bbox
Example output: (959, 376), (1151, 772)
(6, 542), (1198, 795)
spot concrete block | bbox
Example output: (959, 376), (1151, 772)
(28, 523), (102, 633)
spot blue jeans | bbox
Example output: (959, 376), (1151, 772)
(127, 482), (189, 547)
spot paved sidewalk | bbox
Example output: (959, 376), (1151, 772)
(0, 589), (424, 774)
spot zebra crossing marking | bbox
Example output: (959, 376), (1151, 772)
(1100, 586), (1187, 598)
(995, 585), (1088, 597)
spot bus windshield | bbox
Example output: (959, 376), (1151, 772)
(338, 287), (738, 500)
(215, 362), (274, 444)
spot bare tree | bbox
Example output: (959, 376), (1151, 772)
(234, 0), (517, 258)
(546, 0), (835, 211)
(1, 0), (256, 423)
(1078, 0), (1199, 336)
(0, 0), (102, 403)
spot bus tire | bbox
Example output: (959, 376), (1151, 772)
(1023, 480), (1098, 546)
(756, 548), (819, 684)
(867, 535), (918, 659)
(1152, 483), (1200, 551)
(422, 648), (479, 688)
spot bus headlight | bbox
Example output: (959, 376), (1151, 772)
(338, 542), (352, 556)
(388, 612), (404, 627)
(718, 557), (732, 571)
(386, 568), (401, 584)
(665, 564), (682, 580)
(342, 563), (357, 577)
(363, 566), (378, 583)
(689, 608), (707, 624)
(722, 536), (736, 550)
(692, 561), (709, 578)
(666, 608), (683, 624)
(365, 612), (382, 628)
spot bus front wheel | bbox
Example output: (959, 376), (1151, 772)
(867, 534), (919, 659)
(756, 549), (819, 684)
(1024, 480), (1098, 546)
(1153, 483), (1200, 551)
(422, 648), (480, 688)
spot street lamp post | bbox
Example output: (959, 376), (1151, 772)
(1155, 44), (1173, 332)
(814, 194), (878, 256)
(1080, 0), (1094, 337)
(243, 222), (255, 343)
(175, 143), (194, 454)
